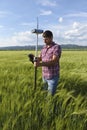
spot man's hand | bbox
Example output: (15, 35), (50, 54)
(34, 57), (41, 67)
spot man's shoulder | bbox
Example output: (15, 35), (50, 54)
(42, 45), (46, 50)
(53, 42), (62, 57)
(53, 42), (61, 49)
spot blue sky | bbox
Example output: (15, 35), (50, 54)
(0, 0), (87, 47)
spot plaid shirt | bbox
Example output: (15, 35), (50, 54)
(40, 42), (61, 79)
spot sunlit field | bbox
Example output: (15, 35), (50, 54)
(0, 50), (87, 130)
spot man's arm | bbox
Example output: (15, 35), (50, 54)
(40, 55), (59, 67)
(34, 55), (59, 67)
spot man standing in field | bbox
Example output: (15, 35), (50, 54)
(34, 30), (62, 96)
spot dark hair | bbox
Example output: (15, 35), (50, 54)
(43, 30), (53, 38)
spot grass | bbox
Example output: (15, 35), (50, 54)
(0, 50), (87, 130)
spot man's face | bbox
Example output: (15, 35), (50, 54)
(43, 37), (53, 45)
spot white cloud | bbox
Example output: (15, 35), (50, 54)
(38, 0), (57, 6)
(0, 31), (37, 47)
(12, 31), (32, 42)
(0, 22), (87, 47)
(43, 22), (87, 46)
(0, 11), (7, 17)
(40, 10), (52, 15)
(73, 22), (80, 29)
(0, 25), (4, 28)
(63, 23), (87, 45)
(0, 11), (12, 18)
(58, 17), (63, 23)
(20, 22), (35, 26)
(64, 12), (87, 18)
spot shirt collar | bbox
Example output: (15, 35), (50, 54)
(44, 42), (55, 49)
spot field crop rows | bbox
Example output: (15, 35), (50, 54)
(0, 50), (87, 130)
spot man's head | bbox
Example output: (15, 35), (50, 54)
(42, 30), (53, 45)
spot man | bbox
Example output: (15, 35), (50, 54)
(34, 30), (62, 96)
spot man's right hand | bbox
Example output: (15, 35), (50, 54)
(34, 57), (41, 67)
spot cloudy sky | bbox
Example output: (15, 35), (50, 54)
(0, 0), (87, 47)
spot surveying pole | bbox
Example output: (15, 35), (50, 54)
(31, 17), (43, 90)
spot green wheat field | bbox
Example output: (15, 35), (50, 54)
(0, 50), (87, 130)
